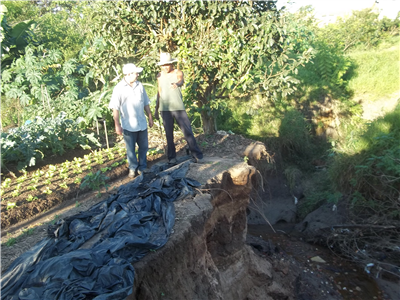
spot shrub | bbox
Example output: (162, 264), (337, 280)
(278, 108), (312, 159)
(1, 112), (100, 170)
(330, 102), (400, 220)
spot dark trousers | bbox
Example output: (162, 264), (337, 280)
(161, 110), (203, 161)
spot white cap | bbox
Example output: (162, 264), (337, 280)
(123, 63), (143, 74)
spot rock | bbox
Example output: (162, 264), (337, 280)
(311, 256), (326, 263)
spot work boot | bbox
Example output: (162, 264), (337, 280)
(128, 169), (135, 178)
(193, 157), (204, 163)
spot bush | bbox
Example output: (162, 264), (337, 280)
(1, 112), (100, 170)
(330, 102), (400, 220)
(278, 108), (312, 159)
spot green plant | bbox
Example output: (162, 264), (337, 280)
(42, 187), (52, 195)
(80, 170), (109, 196)
(278, 108), (312, 160)
(0, 113), (100, 170)
(22, 227), (35, 236)
(27, 185), (37, 191)
(16, 174), (27, 184)
(7, 202), (16, 210)
(59, 182), (68, 189)
(2, 178), (12, 188)
(101, 167), (110, 173)
(330, 103), (400, 220)
(26, 195), (38, 202)
(147, 149), (162, 156)
(85, 1), (312, 134)
(5, 237), (17, 247)
(11, 190), (20, 198)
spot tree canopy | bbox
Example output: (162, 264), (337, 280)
(84, 0), (312, 133)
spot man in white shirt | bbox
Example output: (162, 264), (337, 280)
(109, 63), (153, 177)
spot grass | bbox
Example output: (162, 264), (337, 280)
(346, 36), (400, 101)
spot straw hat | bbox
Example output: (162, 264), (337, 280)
(157, 52), (178, 66)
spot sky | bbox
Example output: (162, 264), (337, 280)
(276, 0), (400, 21)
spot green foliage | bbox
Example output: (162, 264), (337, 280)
(347, 36), (400, 100)
(317, 8), (399, 52)
(1, 112), (100, 170)
(0, 44), (94, 127)
(80, 170), (109, 196)
(1, 1), (41, 24)
(0, 5), (40, 69)
(4, 237), (17, 247)
(278, 108), (312, 160)
(83, 1), (312, 133)
(42, 1), (94, 59)
(283, 165), (302, 191)
(330, 103), (400, 219)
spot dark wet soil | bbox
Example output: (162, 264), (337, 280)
(248, 223), (396, 300)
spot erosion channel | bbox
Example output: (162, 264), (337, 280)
(1, 134), (398, 300)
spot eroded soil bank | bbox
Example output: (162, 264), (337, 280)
(1, 133), (398, 299)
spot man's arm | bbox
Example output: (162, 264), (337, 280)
(171, 69), (184, 89)
(112, 109), (123, 135)
(144, 105), (153, 128)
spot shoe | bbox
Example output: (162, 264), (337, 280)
(193, 157), (204, 163)
(169, 158), (177, 164)
(137, 168), (150, 175)
(128, 169), (135, 177)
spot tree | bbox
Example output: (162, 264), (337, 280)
(317, 8), (386, 52)
(83, 1), (312, 133)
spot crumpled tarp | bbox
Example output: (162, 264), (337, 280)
(1, 160), (201, 300)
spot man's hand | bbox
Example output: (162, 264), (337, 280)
(154, 109), (160, 120)
(115, 123), (123, 135)
(149, 118), (154, 128)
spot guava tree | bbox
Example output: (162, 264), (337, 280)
(84, 0), (312, 133)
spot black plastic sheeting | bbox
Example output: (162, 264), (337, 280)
(1, 159), (201, 300)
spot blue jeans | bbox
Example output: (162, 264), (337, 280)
(123, 129), (148, 172)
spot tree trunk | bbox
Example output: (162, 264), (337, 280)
(200, 110), (216, 134)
